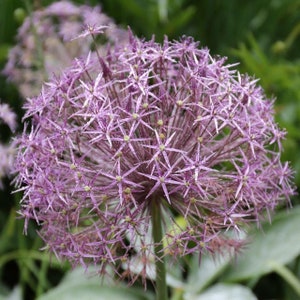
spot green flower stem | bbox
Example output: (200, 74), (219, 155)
(269, 261), (300, 297)
(151, 200), (168, 300)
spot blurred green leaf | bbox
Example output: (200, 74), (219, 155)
(0, 286), (21, 300)
(0, 44), (10, 63)
(164, 5), (195, 36)
(38, 284), (153, 300)
(223, 206), (300, 281)
(0, 282), (9, 298)
(185, 252), (231, 295)
(158, 0), (168, 22)
(58, 266), (115, 287)
(38, 267), (154, 300)
(100, 0), (195, 41)
(0, 209), (16, 254)
(185, 283), (257, 300)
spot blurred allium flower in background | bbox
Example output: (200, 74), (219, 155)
(0, 102), (17, 132)
(2, 0), (127, 98)
(14, 30), (295, 282)
(0, 103), (16, 188)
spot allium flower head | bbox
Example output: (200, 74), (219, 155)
(0, 143), (15, 189)
(0, 102), (17, 188)
(15, 31), (295, 280)
(0, 102), (17, 132)
(3, 1), (127, 98)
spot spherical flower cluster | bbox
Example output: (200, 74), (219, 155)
(3, 1), (127, 98)
(15, 31), (295, 280)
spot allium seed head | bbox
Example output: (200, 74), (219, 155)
(15, 30), (295, 281)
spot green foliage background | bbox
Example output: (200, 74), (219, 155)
(0, 0), (299, 299)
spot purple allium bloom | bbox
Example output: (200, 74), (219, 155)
(2, 1), (127, 98)
(0, 144), (15, 189)
(0, 102), (17, 188)
(0, 102), (17, 132)
(14, 31), (295, 281)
